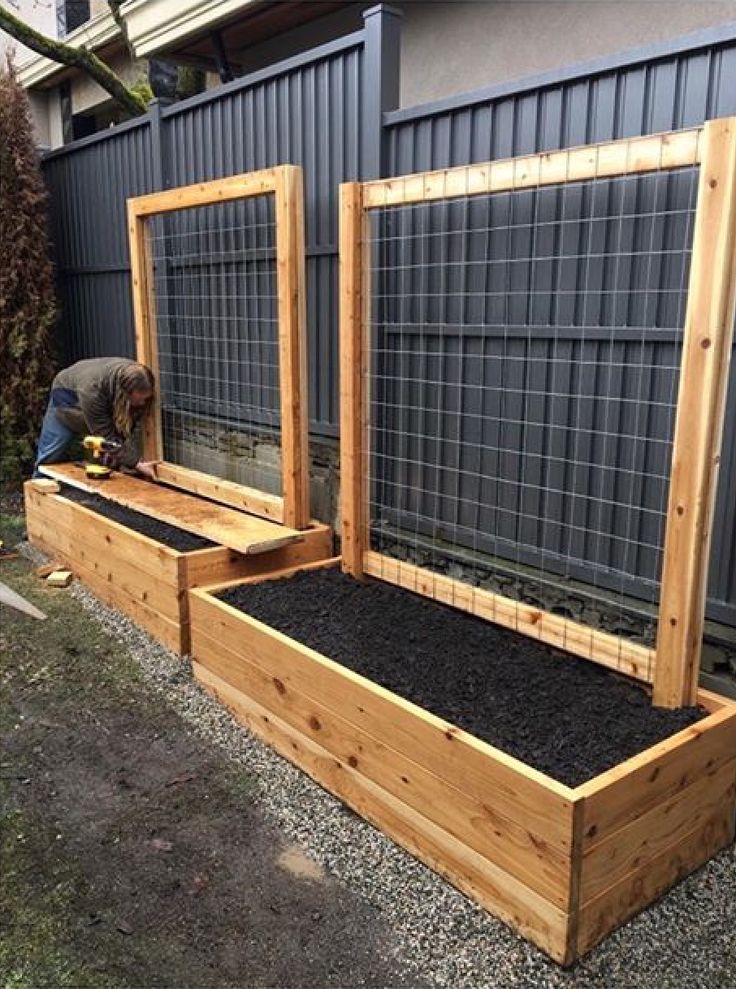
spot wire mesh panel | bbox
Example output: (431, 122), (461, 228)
(128, 167), (309, 529)
(149, 197), (280, 495)
(367, 168), (698, 637)
(340, 121), (736, 706)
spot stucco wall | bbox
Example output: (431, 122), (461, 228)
(1, 0), (57, 64)
(398, 1), (736, 107)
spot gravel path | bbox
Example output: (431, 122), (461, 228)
(21, 542), (736, 989)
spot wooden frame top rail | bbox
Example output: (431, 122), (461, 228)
(362, 127), (703, 208)
(128, 167), (286, 218)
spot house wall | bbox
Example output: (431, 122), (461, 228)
(398, 1), (736, 106)
(0, 0), (57, 64)
(222, 1), (736, 109)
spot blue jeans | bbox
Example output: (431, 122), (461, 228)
(33, 401), (77, 478)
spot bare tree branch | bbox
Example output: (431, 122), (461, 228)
(0, 4), (148, 118)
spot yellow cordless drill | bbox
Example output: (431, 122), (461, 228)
(82, 436), (122, 479)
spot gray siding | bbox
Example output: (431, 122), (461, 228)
(43, 118), (154, 358)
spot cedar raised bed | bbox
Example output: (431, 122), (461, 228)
(189, 560), (736, 965)
(23, 481), (332, 654)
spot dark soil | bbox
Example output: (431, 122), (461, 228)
(219, 569), (704, 787)
(0, 545), (425, 988)
(60, 484), (215, 552)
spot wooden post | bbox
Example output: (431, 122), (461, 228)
(654, 116), (736, 708)
(275, 165), (310, 530)
(127, 206), (163, 461)
(339, 183), (366, 577)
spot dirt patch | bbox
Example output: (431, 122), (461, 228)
(59, 484), (215, 552)
(0, 553), (424, 989)
(219, 568), (703, 787)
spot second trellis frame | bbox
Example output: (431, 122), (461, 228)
(127, 165), (310, 531)
(340, 117), (736, 709)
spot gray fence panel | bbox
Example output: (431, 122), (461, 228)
(42, 119), (154, 361)
(40, 18), (736, 626)
(383, 27), (736, 626)
(160, 36), (364, 435)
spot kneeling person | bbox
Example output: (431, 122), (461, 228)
(34, 357), (159, 480)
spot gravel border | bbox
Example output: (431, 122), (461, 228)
(20, 542), (736, 989)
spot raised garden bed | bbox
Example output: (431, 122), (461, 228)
(23, 481), (332, 655)
(189, 560), (736, 964)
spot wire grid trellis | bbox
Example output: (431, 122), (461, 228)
(366, 164), (700, 648)
(149, 195), (282, 495)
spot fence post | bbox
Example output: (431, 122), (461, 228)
(148, 97), (173, 191)
(361, 4), (402, 179)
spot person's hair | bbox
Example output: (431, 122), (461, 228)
(113, 362), (155, 437)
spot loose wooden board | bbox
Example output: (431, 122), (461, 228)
(39, 464), (302, 556)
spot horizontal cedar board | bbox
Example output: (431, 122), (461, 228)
(194, 662), (571, 964)
(199, 555), (341, 595)
(193, 627), (572, 906)
(577, 700), (736, 848)
(128, 169), (279, 216)
(577, 802), (735, 956)
(39, 464), (302, 556)
(364, 552), (655, 681)
(64, 550), (183, 652)
(182, 525), (333, 587)
(28, 520), (182, 621)
(25, 485), (180, 579)
(154, 462), (285, 523)
(362, 128), (701, 207)
(580, 758), (736, 902)
(189, 590), (574, 840)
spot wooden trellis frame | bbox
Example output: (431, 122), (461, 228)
(127, 165), (310, 530)
(340, 118), (736, 709)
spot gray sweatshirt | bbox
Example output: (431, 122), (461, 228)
(51, 358), (145, 468)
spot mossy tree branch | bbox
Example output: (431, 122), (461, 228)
(0, 4), (147, 118)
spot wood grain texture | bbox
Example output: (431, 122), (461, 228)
(189, 586), (575, 837)
(189, 568), (736, 963)
(338, 182), (366, 577)
(24, 481), (318, 656)
(362, 128), (702, 207)
(38, 464), (302, 556)
(154, 463), (285, 523)
(127, 206), (162, 460)
(364, 552), (655, 680)
(654, 116), (736, 707)
(25, 482), (180, 580)
(182, 527), (333, 588)
(579, 759), (736, 902)
(275, 165), (310, 530)
(127, 165), (313, 532)
(576, 801), (736, 956)
(192, 625), (573, 906)
(128, 169), (279, 216)
(577, 697), (736, 848)
(194, 661), (573, 964)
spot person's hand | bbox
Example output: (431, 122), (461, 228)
(135, 460), (159, 481)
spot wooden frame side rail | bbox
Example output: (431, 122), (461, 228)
(127, 165), (310, 530)
(339, 120), (736, 708)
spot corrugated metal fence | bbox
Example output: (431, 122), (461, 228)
(41, 11), (736, 626)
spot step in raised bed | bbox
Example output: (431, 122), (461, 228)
(24, 481), (332, 655)
(188, 559), (736, 965)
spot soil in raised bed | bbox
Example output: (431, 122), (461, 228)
(219, 568), (704, 787)
(59, 484), (215, 552)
